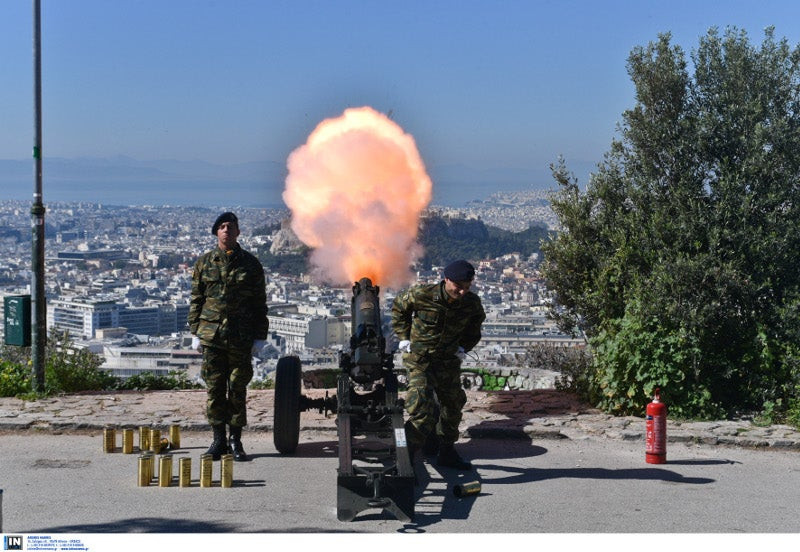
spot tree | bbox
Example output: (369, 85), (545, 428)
(541, 27), (800, 418)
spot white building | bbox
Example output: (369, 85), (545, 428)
(48, 297), (190, 339)
(99, 345), (201, 379)
(48, 297), (119, 339)
(268, 313), (350, 354)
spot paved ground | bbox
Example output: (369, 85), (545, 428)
(2, 389), (800, 541)
(1, 388), (799, 451)
(3, 432), (800, 534)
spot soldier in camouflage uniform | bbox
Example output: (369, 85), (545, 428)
(391, 259), (485, 470)
(189, 212), (269, 461)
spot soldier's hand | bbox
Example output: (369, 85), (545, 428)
(398, 340), (412, 353)
(456, 346), (467, 361)
(191, 335), (203, 353)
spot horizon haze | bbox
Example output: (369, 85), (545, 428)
(3, 1), (800, 208)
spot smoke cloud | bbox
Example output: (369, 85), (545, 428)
(283, 106), (432, 289)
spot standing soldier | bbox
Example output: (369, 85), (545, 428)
(189, 212), (269, 461)
(391, 259), (486, 470)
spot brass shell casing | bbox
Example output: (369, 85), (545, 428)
(453, 481), (482, 497)
(200, 454), (213, 488)
(102, 427), (116, 453)
(178, 457), (192, 487)
(158, 454), (173, 487)
(220, 454), (233, 488)
(122, 429), (134, 454)
(169, 425), (181, 449)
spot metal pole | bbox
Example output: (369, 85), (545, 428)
(31, 0), (47, 392)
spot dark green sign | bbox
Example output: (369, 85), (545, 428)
(4, 295), (31, 347)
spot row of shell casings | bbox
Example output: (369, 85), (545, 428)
(137, 453), (234, 488)
(103, 425), (181, 454)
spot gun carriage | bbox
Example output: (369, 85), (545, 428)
(272, 277), (415, 522)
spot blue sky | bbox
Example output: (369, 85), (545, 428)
(3, 0), (800, 204)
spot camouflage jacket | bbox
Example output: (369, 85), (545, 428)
(188, 244), (269, 348)
(391, 281), (485, 357)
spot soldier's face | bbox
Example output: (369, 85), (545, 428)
(216, 221), (240, 250)
(445, 278), (472, 300)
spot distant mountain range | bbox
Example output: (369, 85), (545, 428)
(0, 156), (288, 208)
(0, 156), (588, 207)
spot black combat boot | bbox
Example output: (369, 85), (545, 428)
(205, 424), (229, 460)
(436, 442), (472, 470)
(229, 425), (248, 462)
(422, 432), (440, 457)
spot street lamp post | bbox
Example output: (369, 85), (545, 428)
(31, 0), (46, 392)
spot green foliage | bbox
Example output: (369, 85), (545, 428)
(523, 344), (594, 399)
(249, 377), (275, 390)
(786, 395), (800, 429)
(588, 306), (724, 419)
(752, 399), (782, 427)
(0, 336), (200, 396)
(1, 335), (114, 396)
(115, 370), (200, 391)
(462, 368), (508, 391)
(44, 343), (116, 394)
(486, 224), (549, 258)
(0, 358), (32, 396)
(541, 27), (800, 418)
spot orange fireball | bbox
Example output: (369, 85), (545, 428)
(283, 106), (432, 289)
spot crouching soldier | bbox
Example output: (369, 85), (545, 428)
(391, 259), (485, 470)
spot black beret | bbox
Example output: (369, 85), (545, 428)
(212, 212), (238, 235)
(444, 259), (475, 282)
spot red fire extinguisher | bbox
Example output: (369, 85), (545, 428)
(645, 388), (667, 464)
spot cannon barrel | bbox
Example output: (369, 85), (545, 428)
(347, 277), (390, 384)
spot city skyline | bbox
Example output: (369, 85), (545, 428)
(3, 1), (800, 207)
(0, 200), (570, 388)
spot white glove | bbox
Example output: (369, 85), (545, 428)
(456, 346), (467, 361)
(252, 339), (266, 354)
(398, 339), (412, 353)
(191, 335), (202, 352)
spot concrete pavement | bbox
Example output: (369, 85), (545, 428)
(2, 389), (800, 535)
(2, 431), (800, 533)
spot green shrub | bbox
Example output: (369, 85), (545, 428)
(0, 358), (32, 397)
(2, 336), (204, 395)
(116, 370), (200, 391)
(524, 343), (594, 399)
(2, 336), (114, 396)
(44, 346), (116, 394)
(249, 377), (274, 390)
(590, 312), (725, 419)
(786, 396), (800, 429)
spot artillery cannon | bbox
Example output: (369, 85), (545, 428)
(273, 277), (415, 522)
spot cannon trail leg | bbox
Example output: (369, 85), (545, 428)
(336, 375), (415, 522)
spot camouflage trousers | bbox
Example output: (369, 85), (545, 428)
(403, 352), (466, 449)
(201, 344), (254, 427)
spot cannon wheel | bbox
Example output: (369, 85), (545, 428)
(274, 355), (302, 454)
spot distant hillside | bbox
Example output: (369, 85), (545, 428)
(417, 213), (549, 268)
(259, 213), (551, 274)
